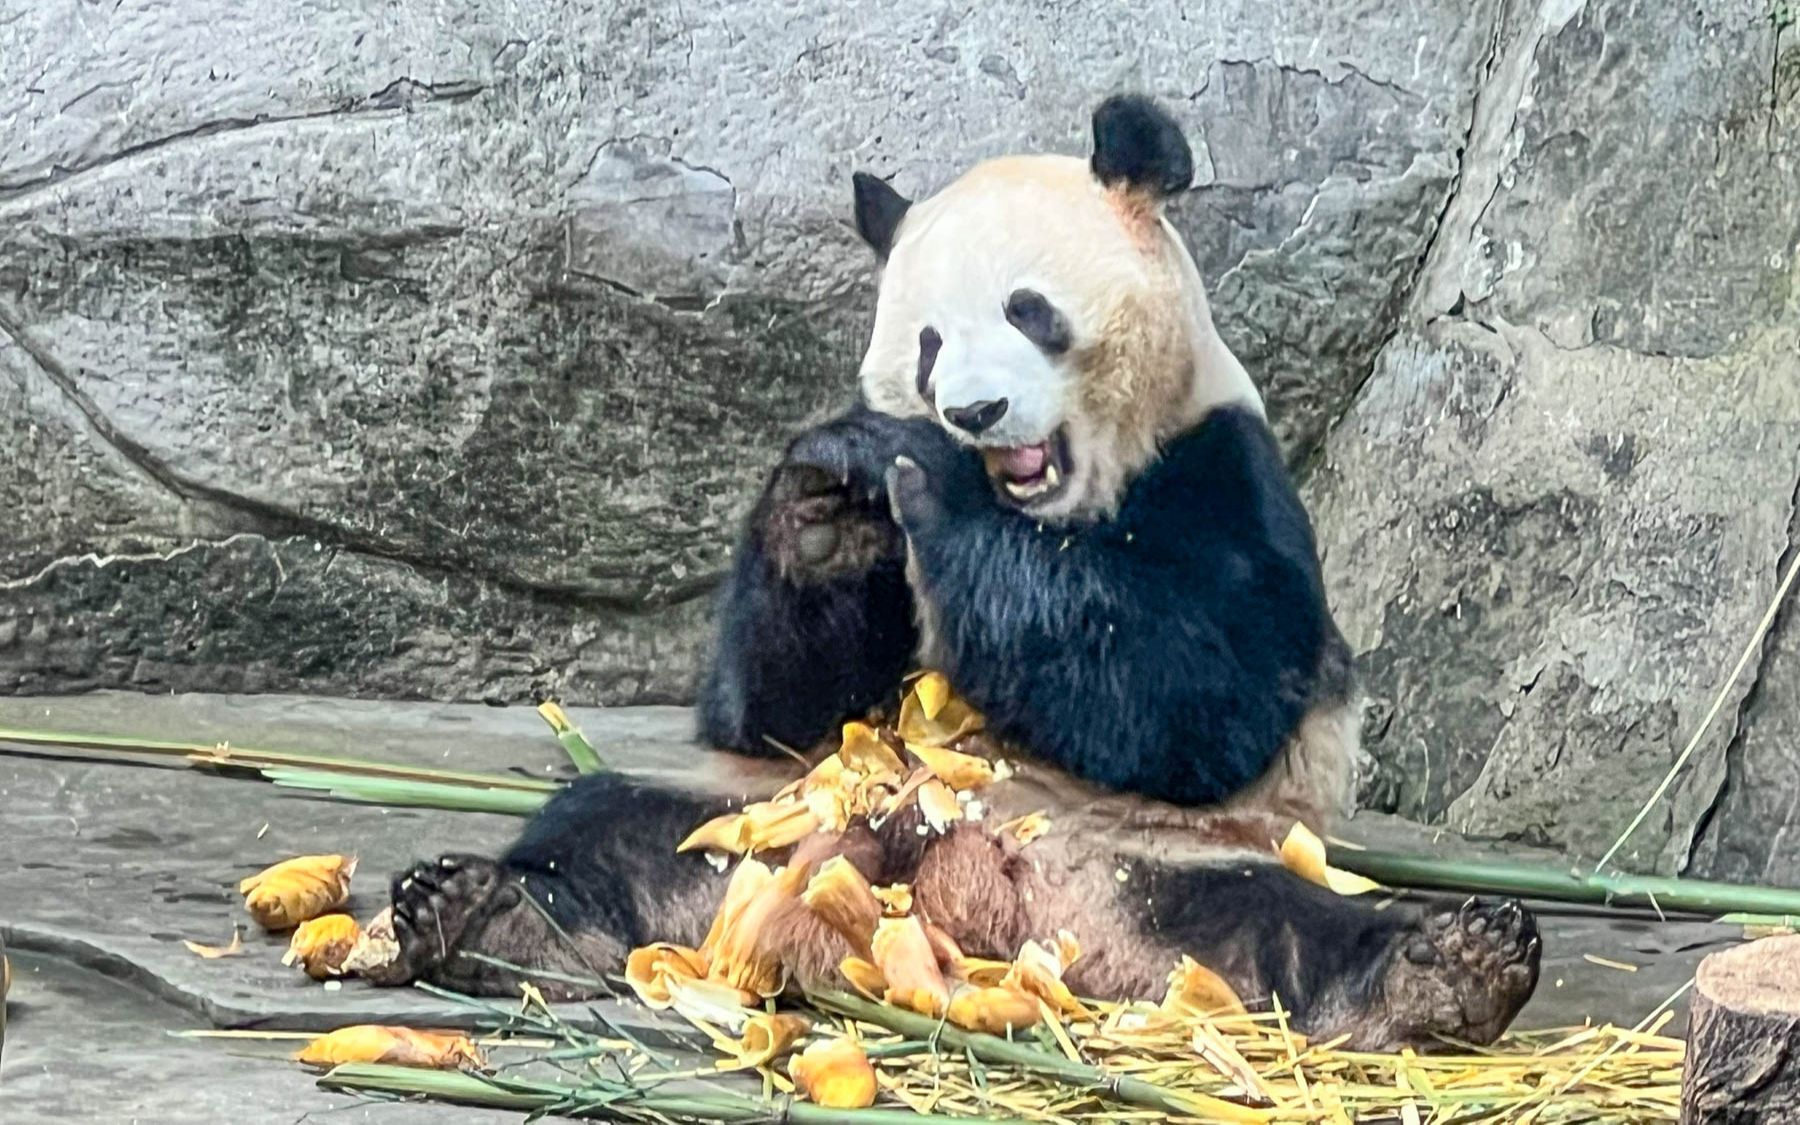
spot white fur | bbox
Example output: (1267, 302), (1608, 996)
(860, 154), (1260, 520)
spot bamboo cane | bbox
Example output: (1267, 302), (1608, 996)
(808, 990), (1275, 1122)
(1331, 847), (1800, 916)
(318, 1061), (1030, 1122)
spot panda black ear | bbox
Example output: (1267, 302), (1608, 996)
(1090, 95), (1194, 199)
(852, 171), (911, 260)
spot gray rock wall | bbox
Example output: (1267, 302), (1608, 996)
(2, 0), (1796, 875)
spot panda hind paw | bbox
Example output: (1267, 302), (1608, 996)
(388, 853), (515, 982)
(1379, 896), (1542, 1048)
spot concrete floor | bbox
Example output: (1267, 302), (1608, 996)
(0, 692), (1743, 1121)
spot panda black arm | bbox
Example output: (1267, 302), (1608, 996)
(891, 406), (1332, 805)
(696, 404), (926, 755)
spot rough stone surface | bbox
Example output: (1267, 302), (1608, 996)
(3, 0), (1798, 877)
(0, 0), (1494, 706)
(0, 694), (1729, 1121)
(1307, 0), (1800, 874)
(3, 950), (514, 1122)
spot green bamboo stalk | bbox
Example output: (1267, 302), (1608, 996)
(0, 727), (558, 791)
(807, 990), (1273, 1122)
(319, 1065), (558, 1112)
(262, 767), (553, 816)
(1715, 912), (1800, 928)
(1330, 847), (1800, 916)
(538, 702), (607, 774)
(318, 1062), (1026, 1123)
(1, 932), (9, 1068)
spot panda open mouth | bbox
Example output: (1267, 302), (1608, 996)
(981, 427), (1074, 507)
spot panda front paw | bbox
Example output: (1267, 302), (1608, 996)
(760, 409), (957, 580)
(886, 456), (940, 530)
(783, 409), (935, 500)
(886, 434), (992, 536)
(759, 461), (902, 581)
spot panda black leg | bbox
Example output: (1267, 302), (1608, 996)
(1149, 860), (1540, 1049)
(698, 407), (932, 755)
(383, 775), (738, 999)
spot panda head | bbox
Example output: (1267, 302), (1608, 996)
(853, 96), (1262, 521)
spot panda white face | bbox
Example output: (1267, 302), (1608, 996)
(913, 282), (1080, 509)
(857, 153), (1258, 521)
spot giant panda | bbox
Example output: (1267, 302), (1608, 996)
(382, 96), (1541, 1050)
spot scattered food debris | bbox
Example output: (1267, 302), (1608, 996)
(1279, 821), (1383, 896)
(1582, 953), (1641, 972)
(788, 1037), (877, 1108)
(181, 929), (244, 960)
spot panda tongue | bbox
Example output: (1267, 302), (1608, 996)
(991, 442), (1049, 480)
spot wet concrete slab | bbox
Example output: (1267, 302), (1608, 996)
(1, 949), (515, 1122)
(0, 692), (702, 1031)
(0, 692), (1742, 1120)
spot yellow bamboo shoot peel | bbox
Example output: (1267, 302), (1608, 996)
(871, 916), (950, 1017)
(295, 1025), (484, 1070)
(1279, 822), (1382, 896)
(802, 857), (881, 958)
(239, 854), (356, 931)
(727, 1012), (812, 1069)
(788, 1037), (877, 1108)
(283, 914), (362, 980)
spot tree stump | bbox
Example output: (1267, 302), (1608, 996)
(1682, 934), (1800, 1123)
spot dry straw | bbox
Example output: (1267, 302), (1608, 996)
(304, 981), (1684, 1123)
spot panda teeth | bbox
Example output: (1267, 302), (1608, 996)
(1004, 466), (1061, 501)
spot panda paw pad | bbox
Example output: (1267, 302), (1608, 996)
(765, 463), (899, 579)
(1381, 896), (1541, 1046)
(389, 854), (514, 979)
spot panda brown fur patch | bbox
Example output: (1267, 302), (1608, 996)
(1103, 185), (1169, 254)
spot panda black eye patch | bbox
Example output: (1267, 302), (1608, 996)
(1004, 289), (1072, 354)
(917, 327), (943, 401)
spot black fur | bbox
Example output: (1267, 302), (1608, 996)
(1144, 859), (1540, 1046)
(1146, 857), (1409, 1010)
(384, 774), (732, 997)
(851, 171), (911, 259)
(703, 403), (1343, 801)
(889, 405), (1341, 805)
(499, 774), (728, 947)
(696, 405), (935, 754)
(1004, 289), (1072, 354)
(1090, 94), (1194, 197)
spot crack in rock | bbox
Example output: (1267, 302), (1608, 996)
(0, 76), (488, 204)
(0, 534), (275, 592)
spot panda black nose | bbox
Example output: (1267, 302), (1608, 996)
(943, 398), (1009, 435)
